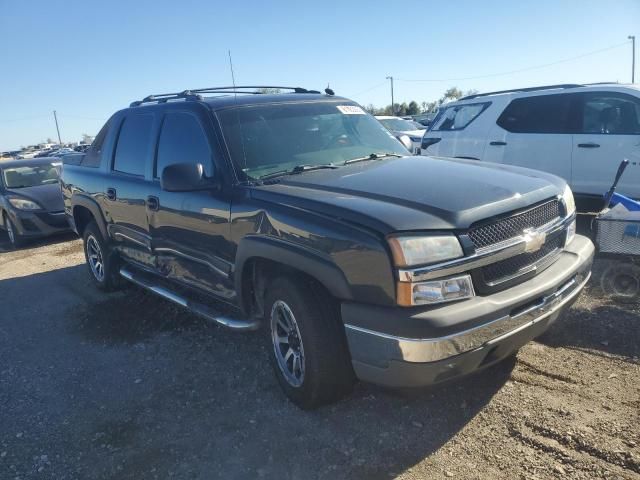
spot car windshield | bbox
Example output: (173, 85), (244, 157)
(378, 118), (417, 132)
(219, 102), (407, 180)
(2, 164), (59, 188)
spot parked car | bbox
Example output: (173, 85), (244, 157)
(0, 158), (70, 247)
(421, 83), (640, 211)
(375, 115), (424, 154)
(60, 86), (593, 409)
(50, 148), (76, 157)
(413, 112), (437, 127)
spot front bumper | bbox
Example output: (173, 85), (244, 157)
(343, 234), (594, 387)
(7, 209), (71, 238)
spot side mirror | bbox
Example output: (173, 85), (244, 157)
(161, 163), (215, 192)
(397, 134), (413, 151)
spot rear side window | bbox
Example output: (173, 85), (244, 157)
(430, 102), (490, 131)
(113, 114), (154, 176)
(497, 94), (571, 134)
(81, 119), (110, 168)
(579, 93), (640, 134)
(155, 112), (213, 178)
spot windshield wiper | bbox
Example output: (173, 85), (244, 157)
(343, 153), (403, 165)
(258, 164), (338, 180)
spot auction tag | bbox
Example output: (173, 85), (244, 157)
(337, 105), (365, 115)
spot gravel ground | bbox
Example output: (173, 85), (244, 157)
(0, 231), (638, 480)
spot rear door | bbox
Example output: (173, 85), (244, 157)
(571, 91), (640, 201)
(103, 112), (157, 255)
(483, 93), (573, 182)
(147, 107), (235, 301)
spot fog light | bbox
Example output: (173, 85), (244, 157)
(566, 219), (576, 245)
(397, 274), (475, 306)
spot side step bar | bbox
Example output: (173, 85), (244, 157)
(119, 267), (260, 331)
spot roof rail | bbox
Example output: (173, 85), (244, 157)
(130, 86), (321, 107)
(459, 84), (584, 101)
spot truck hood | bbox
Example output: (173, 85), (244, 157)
(5, 183), (64, 212)
(250, 156), (565, 233)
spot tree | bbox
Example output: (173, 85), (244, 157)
(438, 87), (464, 105)
(363, 104), (378, 115)
(406, 101), (420, 115)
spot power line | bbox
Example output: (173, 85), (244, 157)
(348, 80), (388, 98)
(0, 114), (50, 124)
(55, 113), (107, 121)
(396, 40), (631, 83)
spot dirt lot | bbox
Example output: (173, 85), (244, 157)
(0, 232), (638, 480)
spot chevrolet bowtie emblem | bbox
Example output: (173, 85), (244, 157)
(523, 228), (546, 253)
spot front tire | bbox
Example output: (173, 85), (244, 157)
(82, 221), (123, 291)
(264, 276), (355, 409)
(3, 213), (23, 249)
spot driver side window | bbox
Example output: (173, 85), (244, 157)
(155, 112), (214, 178)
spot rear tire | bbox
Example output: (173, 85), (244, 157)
(82, 221), (123, 291)
(3, 213), (23, 249)
(264, 275), (355, 409)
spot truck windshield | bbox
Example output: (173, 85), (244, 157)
(218, 102), (408, 180)
(2, 164), (59, 188)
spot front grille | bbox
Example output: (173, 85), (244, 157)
(468, 200), (561, 249)
(481, 231), (565, 285)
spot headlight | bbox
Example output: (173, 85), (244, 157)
(388, 234), (463, 267)
(8, 197), (42, 210)
(562, 184), (576, 217)
(397, 274), (475, 306)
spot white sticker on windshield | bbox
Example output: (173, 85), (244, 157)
(337, 105), (365, 115)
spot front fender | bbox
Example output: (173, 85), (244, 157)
(234, 235), (354, 314)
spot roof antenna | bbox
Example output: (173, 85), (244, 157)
(228, 50), (248, 179)
(228, 50), (237, 91)
(325, 83), (335, 96)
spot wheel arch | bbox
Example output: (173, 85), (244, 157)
(235, 236), (353, 317)
(72, 196), (108, 238)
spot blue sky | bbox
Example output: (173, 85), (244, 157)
(1, 0), (638, 151)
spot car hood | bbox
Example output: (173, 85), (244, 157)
(6, 183), (64, 212)
(250, 156), (565, 233)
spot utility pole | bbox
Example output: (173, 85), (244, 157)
(53, 110), (62, 144)
(386, 76), (395, 115)
(629, 35), (636, 83)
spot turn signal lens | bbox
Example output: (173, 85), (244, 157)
(397, 275), (475, 306)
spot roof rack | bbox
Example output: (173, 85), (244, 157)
(459, 84), (584, 101)
(130, 86), (321, 107)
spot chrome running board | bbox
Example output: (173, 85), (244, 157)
(119, 267), (260, 331)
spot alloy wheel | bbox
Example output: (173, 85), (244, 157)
(6, 217), (15, 245)
(270, 300), (305, 387)
(86, 235), (105, 282)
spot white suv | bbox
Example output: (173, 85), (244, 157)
(421, 83), (640, 210)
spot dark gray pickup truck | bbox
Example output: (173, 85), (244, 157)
(60, 86), (594, 408)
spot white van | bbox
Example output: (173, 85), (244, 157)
(421, 83), (640, 210)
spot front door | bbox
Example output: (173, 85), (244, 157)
(147, 109), (235, 302)
(571, 91), (640, 202)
